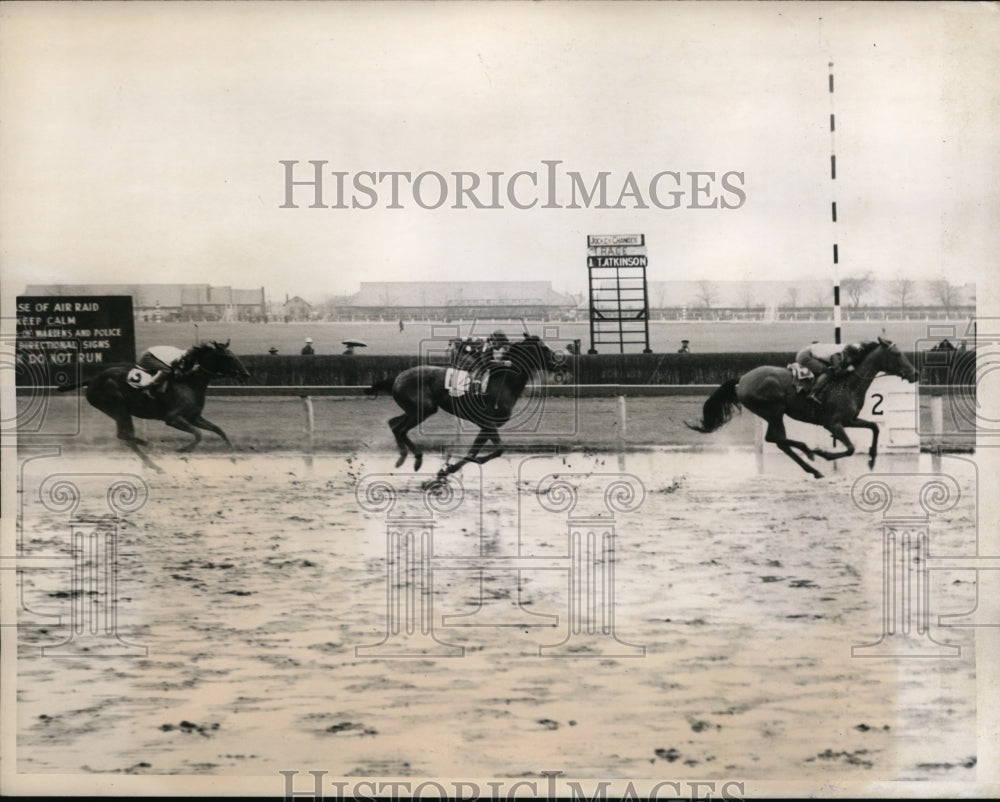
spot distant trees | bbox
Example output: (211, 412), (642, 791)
(929, 278), (961, 317)
(841, 272), (874, 308)
(890, 275), (917, 309)
(783, 286), (800, 310)
(694, 280), (718, 309)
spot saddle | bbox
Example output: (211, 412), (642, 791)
(786, 362), (815, 392)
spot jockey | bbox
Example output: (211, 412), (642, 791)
(131, 345), (193, 396)
(484, 330), (511, 366)
(795, 341), (865, 405)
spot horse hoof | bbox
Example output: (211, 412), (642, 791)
(395, 455), (406, 468)
(813, 471), (824, 479)
(413, 454), (423, 472)
(868, 458), (876, 469)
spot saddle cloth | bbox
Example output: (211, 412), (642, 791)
(127, 367), (158, 389)
(787, 362), (814, 381)
(787, 362), (815, 393)
(445, 367), (489, 397)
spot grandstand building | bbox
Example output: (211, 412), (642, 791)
(22, 283), (268, 322)
(335, 281), (578, 321)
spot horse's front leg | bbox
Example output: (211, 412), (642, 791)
(166, 416), (203, 452)
(813, 423), (857, 463)
(192, 414), (234, 450)
(440, 428), (498, 477)
(845, 418), (879, 468)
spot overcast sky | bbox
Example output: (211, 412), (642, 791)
(2, 2), (998, 305)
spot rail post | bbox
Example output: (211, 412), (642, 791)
(301, 395), (315, 452)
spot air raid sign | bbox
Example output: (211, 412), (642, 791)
(16, 295), (136, 384)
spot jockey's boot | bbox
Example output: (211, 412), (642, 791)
(807, 372), (830, 406)
(473, 368), (488, 395)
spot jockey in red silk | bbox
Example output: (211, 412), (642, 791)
(794, 341), (866, 405)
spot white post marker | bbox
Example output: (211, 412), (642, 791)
(302, 395), (315, 452)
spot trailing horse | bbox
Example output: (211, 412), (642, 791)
(686, 337), (918, 478)
(365, 334), (559, 479)
(58, 340), (251, 472)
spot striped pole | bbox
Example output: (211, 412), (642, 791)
(829, 61), (841, 344)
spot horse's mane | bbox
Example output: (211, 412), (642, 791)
(858, 340), (883, 358)
(181, 340), (230, 370)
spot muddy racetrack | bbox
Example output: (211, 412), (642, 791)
(14, 394), (982, 786)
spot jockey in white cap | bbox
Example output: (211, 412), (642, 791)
(795, 341), (866, 405)
(130, 344), (193, 397)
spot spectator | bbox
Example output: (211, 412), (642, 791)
(399, 318), (405, 332)
(342, 345), (355, 355)
(677, 339), (691, 353)
(268, 346), (279, 355)
(301, 337), (315, 355)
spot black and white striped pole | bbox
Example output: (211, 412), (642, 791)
(829, 61), (841, 344)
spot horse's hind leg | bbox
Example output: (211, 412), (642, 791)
(389, 414), (410, 468)
(112, 414), (161, 472)
(191, 415), (234, 450)
(765, 418), (823, 479)
(389, 413), (423, 471)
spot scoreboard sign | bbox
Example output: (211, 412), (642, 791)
(16, 295), (136, 385)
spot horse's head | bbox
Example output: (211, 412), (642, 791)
(508, 334), (560, 375)
(873, 336), (918, 383)
(189, 340), (251, 384)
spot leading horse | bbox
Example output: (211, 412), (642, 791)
(366, 334), (559, 480)
(686, 337), (918, 478)
(58, 340), (251, 472)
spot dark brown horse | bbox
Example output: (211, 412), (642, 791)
(58, 340), (251, 471)
(687, 337), (918, 478)
(366, 335), (559, 479)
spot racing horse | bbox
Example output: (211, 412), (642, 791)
(58, 340), (251, 472)
(366, 334), (559, 479)
(686, 337), (918, 478)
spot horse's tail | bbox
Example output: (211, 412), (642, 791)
(685, 378), (741, 433)
(56, 379), (89, 393)
(364, 377), (396, 397)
